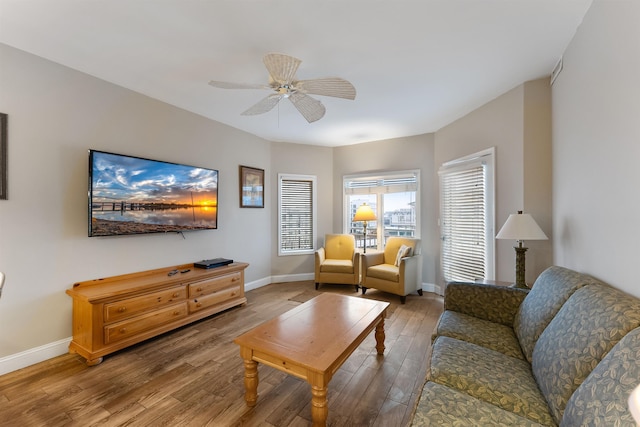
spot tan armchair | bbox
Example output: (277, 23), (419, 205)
(315, 234), (360, 291)
(361, 237), (422, 304)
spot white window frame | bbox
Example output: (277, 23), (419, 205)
(278, 173), (317, 256)
(439, 147), (495, 281)
(343, 170), (420, 250)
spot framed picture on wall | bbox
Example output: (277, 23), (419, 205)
(0, 113), (7, 200)
(239, 165), (264, 208)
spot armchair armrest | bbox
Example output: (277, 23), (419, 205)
(444, 283), (529, 326)
(399, 254), (421, 294)
(314, 247), (326, 278)
(362, 252), (385, 270)
(352, 252), (361, 278)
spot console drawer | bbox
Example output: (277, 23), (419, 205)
(189, 285), (242, 312)
(104, 286), (186, 323)
(188, 272), (242, 297)
(104, 302), (188, 344)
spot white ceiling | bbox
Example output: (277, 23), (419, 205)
(0, 0), (592, 147)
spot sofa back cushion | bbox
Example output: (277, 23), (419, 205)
(383, 237), (419, 265)
(514, 266), (594, 363)
(561, 327), (640, 427)
(532, 285), (640, 425)
(324, 234), (355, 260)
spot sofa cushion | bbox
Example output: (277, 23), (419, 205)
(514, 266), (595, 363)
(412, 381), (548, 427)
(430, 336), (555, 426)
(561, 327), (640, 427)
(532, 285), (640, 425)
(319, 259), (353, 274)
(435, 310), (524, 359)
(366, 264), (399, 282)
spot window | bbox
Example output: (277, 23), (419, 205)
(344, 170), (420, 251)
(278, 174), (317, 255)
(439, 148), (495, 282)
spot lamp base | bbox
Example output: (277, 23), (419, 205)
(514, 245), (528, 288)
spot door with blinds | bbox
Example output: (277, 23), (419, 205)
(439, 149), (495, 283)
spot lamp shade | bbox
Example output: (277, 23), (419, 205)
(629, 384), (640, 425)
(496, 211), (547, 241)
(353, 203), (377, 222)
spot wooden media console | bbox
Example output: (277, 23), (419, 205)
(66, 262), (249, 365)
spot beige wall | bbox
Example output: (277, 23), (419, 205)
(269, 141), (333, 277)
(552, 0), (640, 296)
(0, 45), (272, 362)
(434, 79), (552, 287)
(332, 135), (437, 288)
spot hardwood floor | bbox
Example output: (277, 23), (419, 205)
(0, 282), (443, 426)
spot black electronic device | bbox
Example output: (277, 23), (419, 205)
(194, 258), (233, 269)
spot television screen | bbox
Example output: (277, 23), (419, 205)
(89, 150), (218, 237)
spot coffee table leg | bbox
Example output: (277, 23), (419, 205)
(375, 316), (386, 355)
(243, 359), (259, 406)
(311, 383), (328, 426)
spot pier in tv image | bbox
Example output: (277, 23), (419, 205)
(89, 150), (218, 237)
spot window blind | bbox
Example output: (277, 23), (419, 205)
(279, 176), (315, 254)
(439, 165), (487, 282)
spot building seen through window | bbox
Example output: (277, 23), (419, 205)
(344, 171), (419, 252)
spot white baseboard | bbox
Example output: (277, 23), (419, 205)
(0, 337), (71, 376)
(422, 282), (442, 295)
(270, 273), (314, 283)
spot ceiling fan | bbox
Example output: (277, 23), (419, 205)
(208, 53), (356, 123)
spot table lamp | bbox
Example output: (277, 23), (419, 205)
(496, 211), (547, 288)
(629, 383), (640, 425)
(353, 203), (377, 253)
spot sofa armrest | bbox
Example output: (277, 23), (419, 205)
(352, 252), (361, 279)
(445, 283), (529, 326)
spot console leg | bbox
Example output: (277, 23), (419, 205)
(315, 283), (319, 290)
(362, 287), (368, 295)
(418, 289), (423, 296)
(400, 295), (406, 304)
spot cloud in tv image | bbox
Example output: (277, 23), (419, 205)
(89, 150), (218, 236)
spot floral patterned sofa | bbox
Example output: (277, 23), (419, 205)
(412, 266), (640, 426)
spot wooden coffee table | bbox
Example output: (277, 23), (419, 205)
(234, 293), (390, 426)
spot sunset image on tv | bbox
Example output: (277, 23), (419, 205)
(89, 150), (218, 237)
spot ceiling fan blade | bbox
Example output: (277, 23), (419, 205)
(288, 92), (326, 123)
(263, 53), (301, 85)
(208, 80), (269, 90)
(241, 94), (283, 116)
(294, 77), (356, 100)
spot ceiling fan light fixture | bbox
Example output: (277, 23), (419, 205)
(209, 53), (355, 123)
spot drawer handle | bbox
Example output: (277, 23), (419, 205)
(172, 292), (180, 298)
(118, 307), (127, 313)
(196, 287), (203, 292)
(196, 303), (202, 308)
(119, 328), (127, 334)
(231, 292), (237, 296)
(232, 277), (239, 282)
(173, 311), (180, 316)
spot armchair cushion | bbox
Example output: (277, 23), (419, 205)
(367, 264), (400, 282)
(320, 259), (353, 274)
(324, 234), (355, 260)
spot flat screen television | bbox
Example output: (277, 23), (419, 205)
(88, 150), (218, 237)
